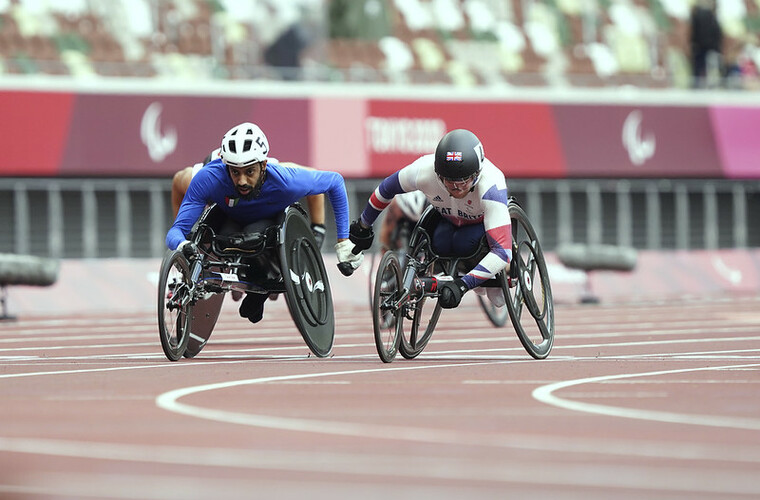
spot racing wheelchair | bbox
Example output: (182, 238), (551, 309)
(366, 212), (508, 328)
(157, 203), (335, 361)
(371, 197), (554, 362)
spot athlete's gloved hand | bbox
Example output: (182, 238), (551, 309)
(177, 240), (199, 260)
(310, 223), (326, 250)
(335, 239), (364, 276)
(349, 220), (374, 253)
(438, 278), (468, 309)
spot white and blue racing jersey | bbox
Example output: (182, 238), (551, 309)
(166, 159), (349, 250)
(359, 154), (512, 290)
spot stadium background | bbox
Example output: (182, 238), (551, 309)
(0, 0), (757, 270)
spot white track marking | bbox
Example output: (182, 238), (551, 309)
(532, 363), (760, 429)
(1, 437), (760, 495)
(154, 362), (760, 464)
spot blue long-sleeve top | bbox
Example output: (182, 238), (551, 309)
(166, 159), (349, 250)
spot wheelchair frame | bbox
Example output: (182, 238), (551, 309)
(157, 203), (335, 361)
(371, 197), (555, 362)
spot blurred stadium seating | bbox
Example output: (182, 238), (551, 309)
(0, 0), (758, 89)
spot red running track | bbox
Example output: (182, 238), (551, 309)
(0, 295), (759, 499)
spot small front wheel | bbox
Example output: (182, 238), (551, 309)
(157, 250), (193, 361)
(372, 251), (403, 363)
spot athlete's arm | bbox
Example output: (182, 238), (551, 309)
(461, 182), (513, 289)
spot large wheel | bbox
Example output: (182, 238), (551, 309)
(366, 251), (377, 312)
(398, 240), (440, 360)
(503, 201), (555, 359)
(372, 251), (403, 363)
(183, 291), (225, 358)
(280, 206), (335, 358)
(157, 250), (193, 361)
(478, 294), (508, 327)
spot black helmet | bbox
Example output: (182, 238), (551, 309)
(434, 129), (484, 180)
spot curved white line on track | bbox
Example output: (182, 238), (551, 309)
(155, 361), (760, 456)
(532, 363), (760, 430)
(156, 362), (512, 442)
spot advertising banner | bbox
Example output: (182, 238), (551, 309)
(0, 91), (310, 176)
(0, 91), (74, 176)
(710, 106), (760, 179)
(61, 95), (310, 176)
(1, 88), (758, 179)
(553, 104), (724, 177)
(365, 100), (567, 178)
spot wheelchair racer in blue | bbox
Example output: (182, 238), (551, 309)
(166, 122), (363, 324)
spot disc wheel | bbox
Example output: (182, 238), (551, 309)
(372, 251), (403, 363)
(157, 250), (193, 361)
(280, 206), (335, 358)
(503, 201), (555, 359)
(478, 293), (508, 327)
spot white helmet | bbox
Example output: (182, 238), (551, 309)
(220, 122), (269, 168)
(395, 191), (427, 221)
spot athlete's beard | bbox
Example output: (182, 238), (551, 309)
(244, 170), (267, 200)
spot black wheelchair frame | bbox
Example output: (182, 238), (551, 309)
(371, 197), (555, 362)
(367, 215), (508, 328)
(157, 203), (335, 361)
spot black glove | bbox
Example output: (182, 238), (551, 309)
(310, 223), (326, 250)
(349, 220), (374, 252)
(179, 240), (199, 260)
(438, 278), (468, 309)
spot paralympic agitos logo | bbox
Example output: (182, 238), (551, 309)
(141, 102), (178, 162)
(622, 110), (655, 166)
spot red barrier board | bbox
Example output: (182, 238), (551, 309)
(553, 104), (724, 177)
(366, 100), (566, 178)
(0, 91), (74, 176)
(59, 95), (310, 176)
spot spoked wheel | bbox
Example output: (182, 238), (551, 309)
(398, 293), (440, 359)
(503, 201), (554, 359)
(478, 293), (508, 327)
(372, 251), (403, 363)
(157, 250), (193, 361)
(398, 242), (439, 360)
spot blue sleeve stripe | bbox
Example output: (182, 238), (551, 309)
(361, 172), (404, 227)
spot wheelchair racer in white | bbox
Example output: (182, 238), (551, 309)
(349, 129), (512, 310)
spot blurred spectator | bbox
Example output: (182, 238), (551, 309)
(264, 23), (310, 79)
(725, 38), (760, 90)
(263, 3), (323, 80)
(328, 0), (390, 40)
(689, 0), (723, 88)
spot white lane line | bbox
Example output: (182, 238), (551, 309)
(532, 363), (760, 430)
(1, 437), (759, 495)
(154, 362), (760, 465)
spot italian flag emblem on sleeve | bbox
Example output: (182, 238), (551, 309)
(225, 196), (239, 207)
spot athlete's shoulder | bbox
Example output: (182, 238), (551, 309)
(479, 159), (506, 185)
(410, 153), (435, 170)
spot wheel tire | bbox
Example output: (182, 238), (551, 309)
(372, 252), (403, 363)
(398, 240), (439, 359)
(280, 206), (335, 358)
(157, 250), (193, 361)
(503, 201), (555, 359)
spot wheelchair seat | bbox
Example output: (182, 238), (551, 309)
(409, 205), (492, 278)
